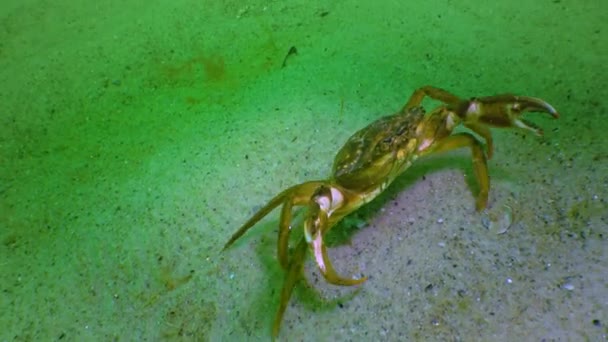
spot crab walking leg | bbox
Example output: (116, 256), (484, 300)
(428, 132), (490, 211)
(463, 123), (495, 159)
(222, 181), (325, 263)
(222, 188), (290, 250)
(277, 181), (326, 269)
(402, 85), (464, 111)
(272, 237), (308, 338)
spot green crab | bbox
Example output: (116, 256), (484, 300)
(223, 85), (559, 337)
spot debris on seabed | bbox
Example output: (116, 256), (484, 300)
(562, 283), (575, 291)
(482, 203), (514, 235)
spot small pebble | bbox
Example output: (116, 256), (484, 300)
(562, 283), (574, 291)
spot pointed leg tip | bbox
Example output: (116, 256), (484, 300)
(346, 275), (368, 286)
(356, 276), (368, 284)
(475, 198), (488, 212)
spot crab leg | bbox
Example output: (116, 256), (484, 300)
(222, 181), (325, 268)
(222, 188), (290, 250)
(426, 132), (489, 211)
(272, 186), (367, 337)
(402, 85), (465, 111)
(463, 122), (496, 159)
(276, 181), (325, 269)
(272, 237), (308, 338)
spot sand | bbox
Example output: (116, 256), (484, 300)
(1, 0), (606, 341)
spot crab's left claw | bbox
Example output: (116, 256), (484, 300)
(508, 96), (560, 119)
(462, 94), (559, 135)
(453, 94), (559, 159)
(304, 186), (367, 286)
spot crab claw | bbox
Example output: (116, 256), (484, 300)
(446, 93), (560, 159)
(304, 186), (367, 286)
(462, 94), (559, 136)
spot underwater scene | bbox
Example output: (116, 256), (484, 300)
(1, 0), (606, 340)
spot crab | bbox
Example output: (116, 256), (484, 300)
(223, 85), (559, 337)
